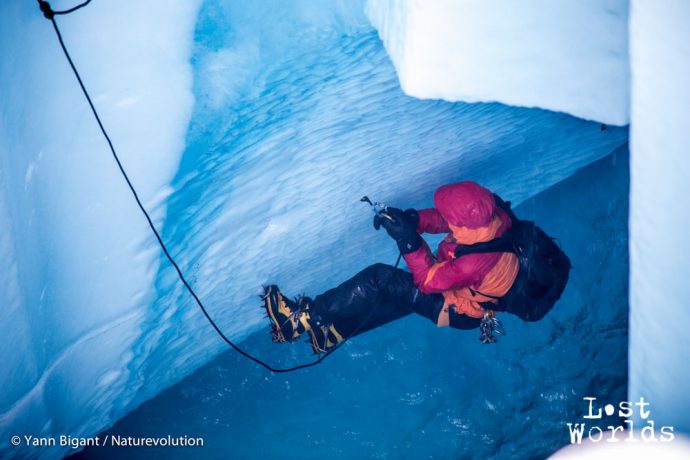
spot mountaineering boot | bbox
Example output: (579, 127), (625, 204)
(262, 285), (316, 343)
(306, 323), (345, 354)
(262, 285), (346, 353)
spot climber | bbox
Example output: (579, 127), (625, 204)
(262, 181), (571, 353)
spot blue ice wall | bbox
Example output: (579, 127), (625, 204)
(0, 1), (201, 454)
(78, 147), (630, 460)
(628, 0), (690, 433)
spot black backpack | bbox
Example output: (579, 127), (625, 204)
(454, 195), (572, 322)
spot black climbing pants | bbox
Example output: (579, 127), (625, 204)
(312, 263), (481, 340)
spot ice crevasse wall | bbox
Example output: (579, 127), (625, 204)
(0, 0), (204, 450)
(0, 0), (686, 456)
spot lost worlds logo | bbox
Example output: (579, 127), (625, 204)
(566, 397), (674, 444)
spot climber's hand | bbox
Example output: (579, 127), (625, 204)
(373, 207), (422, 254)
(372, 207), (419, 232)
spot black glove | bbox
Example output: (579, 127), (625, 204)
(372, 207), (419, 231)
(373, 207), (422, 254)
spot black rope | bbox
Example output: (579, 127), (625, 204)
(36, 0), (353, 373)
(52, 0), (92, 15)
(39, 0), (91, 18)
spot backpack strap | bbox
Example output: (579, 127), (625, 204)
(454, 232), (516, 258)
(468, 287), (503, 301)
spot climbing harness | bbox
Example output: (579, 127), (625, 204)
(478, 310), (505, 344)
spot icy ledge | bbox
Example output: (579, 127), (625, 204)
(365, 0), (631, 126)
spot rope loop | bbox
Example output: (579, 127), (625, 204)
(38, 0), (54, 19)
(38, 0), (93, 18)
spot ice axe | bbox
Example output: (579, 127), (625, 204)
(360, 196), (396, 225)
(360, 196), (403, 267)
